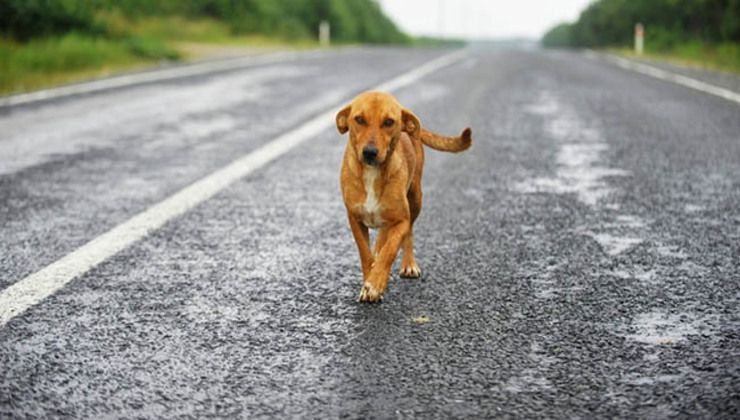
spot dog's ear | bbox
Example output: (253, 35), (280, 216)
(336, 104), (351, 134)
(401, 108), (421, 138)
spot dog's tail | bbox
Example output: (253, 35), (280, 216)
(419, 127), (472, 152)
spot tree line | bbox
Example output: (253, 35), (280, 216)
(0, 0), (410, 44)
(542, 0), (740, 48)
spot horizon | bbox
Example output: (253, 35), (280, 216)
(377, 0), (592, 40)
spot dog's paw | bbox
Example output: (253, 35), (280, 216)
(358, 283), (383, 303)
(400, 263), (422, 279)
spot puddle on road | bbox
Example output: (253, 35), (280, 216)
(622, 310), (716, 345)
(517, 166), (630, 206)
(612, 215), (646, 228)
(589, 233), (643, 256)
(523, 93), (559, 116)
(511, 91), (721, 398)
(683, 204), (705, 213)
(517, 91), (650, 298)
(656, 244), (688, 259)
(608, 268), (657, 283)
(502, 370), (552, 393)
(502, 342), (557, 393)
(515, 91), (630, 207)
(536, 286), (585, 299)
(622, 372), (685, 385)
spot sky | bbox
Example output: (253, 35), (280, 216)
(377, 0), (593, 40)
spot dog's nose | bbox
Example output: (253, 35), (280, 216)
(362, 145), (378, 163)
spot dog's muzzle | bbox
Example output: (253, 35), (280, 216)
(362, 145), (378, 165)
(362, 145), (379, 165)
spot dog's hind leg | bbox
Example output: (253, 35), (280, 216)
(400, 186), (422, 278)
(400, 230), (421, 278)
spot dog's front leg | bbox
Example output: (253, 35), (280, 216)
(359, 220), (410, 303)
(348, 215), (373, 280)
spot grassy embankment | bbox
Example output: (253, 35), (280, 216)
(0, 0), (418, 95)
(0, 15), (319, 95)
(610, 42), (740, 75)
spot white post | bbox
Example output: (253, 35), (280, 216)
(319, 21), (330, 47)
(634, 23), (644, 55)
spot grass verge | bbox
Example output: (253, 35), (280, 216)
(0, 32), (179, 95)
(610, 41), (740, 75)
(0, 15), (317, 96)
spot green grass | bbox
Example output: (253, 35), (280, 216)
(126, 15), (319, 52)
(0, 32), (179, 94)
(127, 16), (234, 43)
(611, 41), (740, 75)
(0, 15), (317, 96)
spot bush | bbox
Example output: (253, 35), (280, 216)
(542, 0), (740, 49)
(542, 23), (574, 48)
(0, 0), (102, 41)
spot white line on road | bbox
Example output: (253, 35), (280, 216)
(592, 52), (740, 105)
(0, 50), (329, 108)
(0, 49), (468, 327)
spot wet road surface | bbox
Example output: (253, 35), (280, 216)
(1, 47), (739, 418)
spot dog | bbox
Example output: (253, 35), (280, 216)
(336, 91), (472, 302)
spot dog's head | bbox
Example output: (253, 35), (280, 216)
(336, 91), (420, 166)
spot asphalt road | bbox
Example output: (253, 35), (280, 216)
(1, 47), (739, 419)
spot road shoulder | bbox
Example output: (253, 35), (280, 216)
(0, 48), (336, 108)
(590, 50), (740, 96)
(583, 50), (740, 106)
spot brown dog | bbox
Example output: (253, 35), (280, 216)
(336, 91), (472, 302)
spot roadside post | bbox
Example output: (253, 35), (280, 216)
(319, 20), (330, 47)
(634, 23), (644, 55)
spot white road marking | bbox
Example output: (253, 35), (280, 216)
(0, 50), (329, 108)
(594, 53), (740, 105)
(0, 49), (468, 327)
(0, 65), (308, 176)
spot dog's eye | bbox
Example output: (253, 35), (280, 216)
(355, 116), (366, 125)
(383, 118), (394, 127)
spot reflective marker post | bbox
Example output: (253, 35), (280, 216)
(635, 23), (644, 55)
(319, 21), (330, 47)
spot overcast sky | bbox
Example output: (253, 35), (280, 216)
(377, 0), (592, 40)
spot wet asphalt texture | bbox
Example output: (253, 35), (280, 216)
(1, 47), (739, 419)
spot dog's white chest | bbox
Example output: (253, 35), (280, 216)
(359, 168), (384, 229)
